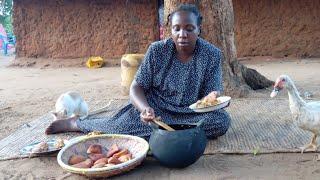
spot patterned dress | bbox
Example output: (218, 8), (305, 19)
(76, 38), (231, 139)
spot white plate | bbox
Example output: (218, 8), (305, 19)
(20, 139), (68, 155)
(189, 96), (231, 113)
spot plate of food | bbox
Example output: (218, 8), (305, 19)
(20, 138), (67, 155)
(189, 96), (231, 113)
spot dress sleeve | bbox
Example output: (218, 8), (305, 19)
(134, 44), (154, 90)
(203, 50), (223, 95)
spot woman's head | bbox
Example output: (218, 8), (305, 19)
(168, 4), (202, 53)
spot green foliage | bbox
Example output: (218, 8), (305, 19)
(253, 147), (260, 156)
(0, 0), (13, 34)
(0, 0), (12, 16)
(2, 15), (12, 33)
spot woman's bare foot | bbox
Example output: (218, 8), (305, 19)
(45, 116), (81, 134)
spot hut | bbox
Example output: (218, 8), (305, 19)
(12, 0), (320, 62)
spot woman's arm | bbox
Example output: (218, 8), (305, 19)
(131, 43), (158, 121)
(202, 50), (223, 97)
(130, 80), (155, 122)
(130, 80), (150, 112)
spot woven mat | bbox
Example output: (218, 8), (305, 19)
(0, 98), (315, 160)
(205, 98), (314, 154)
(0, 99), (129, 161)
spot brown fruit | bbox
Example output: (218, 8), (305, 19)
(94, 158), (108, 166)
(113, 149), (129, 158)
(118, 153), (132, 163)
(68, 155), (86, 165)
(88, 153), (105, 162)
(107, 157), (122, 164)
(92, 162), (106, 168)
(106, 144), (120, 158)
(72, 159), (93, 168)
(87, 144), (102, 154)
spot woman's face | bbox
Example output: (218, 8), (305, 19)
(171, 11), (200, 53)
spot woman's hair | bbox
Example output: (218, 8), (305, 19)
(167, 4), (203, 26)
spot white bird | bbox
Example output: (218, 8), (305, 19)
(270, 75), (320, 153)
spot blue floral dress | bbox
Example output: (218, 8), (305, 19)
(76, 38), (231, 139)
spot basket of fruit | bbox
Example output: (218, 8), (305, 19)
(57, 134), (149, 178)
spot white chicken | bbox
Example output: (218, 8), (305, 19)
(270, 75), (320, 153)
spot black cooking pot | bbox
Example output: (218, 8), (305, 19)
(148, 119), (207, 168)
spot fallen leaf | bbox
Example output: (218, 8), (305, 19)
(253, 148), (260, 156)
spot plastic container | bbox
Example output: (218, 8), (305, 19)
(120, 54), (144, 95)
(86, 56), (104, 68)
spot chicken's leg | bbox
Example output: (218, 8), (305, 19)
(300, 133), (318, 154)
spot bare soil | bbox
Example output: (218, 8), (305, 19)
(0, 55), (320, 179)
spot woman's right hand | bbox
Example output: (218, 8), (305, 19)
(140, 107), (155, 123)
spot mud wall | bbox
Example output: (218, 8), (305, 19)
(13, 0), (159, 59)
(233, 0), (320, 58)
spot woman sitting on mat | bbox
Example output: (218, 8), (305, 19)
(46, 4), (231, 139)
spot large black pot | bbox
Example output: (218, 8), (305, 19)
(149, 119), (207, 168)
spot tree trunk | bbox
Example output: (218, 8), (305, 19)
(164, 0), (273, 97)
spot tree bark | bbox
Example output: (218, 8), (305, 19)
(164, 0), (273, 97)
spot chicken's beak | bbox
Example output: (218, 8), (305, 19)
(270, 87), (280, 98)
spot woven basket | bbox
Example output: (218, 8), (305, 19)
(57, 134), (149, 178)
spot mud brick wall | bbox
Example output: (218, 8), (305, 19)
(13, 0), (159, 58)
(233, 0), (320, 58)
